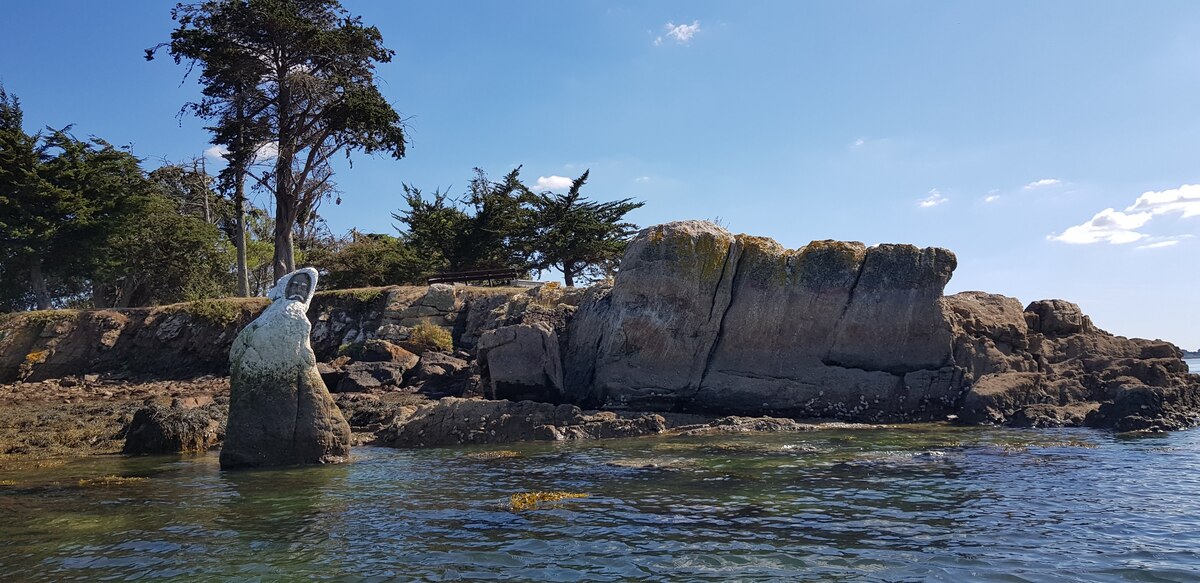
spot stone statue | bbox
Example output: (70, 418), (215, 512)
(220, 267), (351, 470)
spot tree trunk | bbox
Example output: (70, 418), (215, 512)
(30, 259), (50, 310)
(234, 175), (250, 297)
(562, 261), (575, 288)
(272, 83), (296, 281)
(272, 189), (296, 281)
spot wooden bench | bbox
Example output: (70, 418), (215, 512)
(427, 267), (521, 286)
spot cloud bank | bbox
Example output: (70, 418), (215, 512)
(1048, 184), (1200, 246)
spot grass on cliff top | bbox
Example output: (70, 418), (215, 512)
(0, 310), (81, 328)
(158, 297), (269, 327)
(313, 286), (390, 303)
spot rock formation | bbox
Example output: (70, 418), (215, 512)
(5, 220), (1198, 441)
(123, 402), (223, 455)
(560, 220), (1200, 430)
(220, 268), (352, 469)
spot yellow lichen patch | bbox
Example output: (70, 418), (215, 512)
(509, 491), (590, 511)
(0, 480), (15, 487)
(464, 450), (522, 460)
(24, 350), (48, 365)
(78, 476), (147, 487)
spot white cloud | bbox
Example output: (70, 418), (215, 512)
(658, 20), (700, 45)
(202, 142), (277, 163)
(254, 141), (278, 162)
(918, 188), (948, 208)
(535, 175), (573, 191)
(635, 176), (650, 182)
(852, 138), (865, 147)
(1050, 184), (1200, 246)
(1023, 178), (1061, 190)
(984, 194), (1001, 203)
(1125, 184), (1200, 218)
(1048, 208), (1152, 244)
(1137, 240), (1182, 250)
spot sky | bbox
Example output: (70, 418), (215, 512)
(1, 1), (1198, 348)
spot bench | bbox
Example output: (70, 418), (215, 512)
(426, 267), (521, 286)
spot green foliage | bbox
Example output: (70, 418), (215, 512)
(92, 193), (235, 307)
(410, 322), (452, 352)
(156, 0), (407, 279)
(394, 167), (536, 273)
(306, 230), (430, 288)
(0, 86), (236, 311)
(394, 167), (643, 286)
(527, 171), (644, 286)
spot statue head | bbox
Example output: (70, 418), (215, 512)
(268, 267), (319, 306)
(286, 272), (312, 302)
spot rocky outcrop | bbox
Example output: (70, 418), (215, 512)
(560, 220), (1199, 430)
(1, 285), (526, 383)
(378, 397), (668, 447)
(221, 268), (352, 469)
(564, 221), (963, 421)
(4, 221), (1197, 436)
(122, 402), (223, 455)
(949, 293), (1198, 430)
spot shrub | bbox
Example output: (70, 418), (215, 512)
(410, 322), (452, 352)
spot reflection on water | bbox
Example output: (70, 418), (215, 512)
(2, 426), (1200, 581)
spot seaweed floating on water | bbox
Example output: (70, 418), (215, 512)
(77, 475), (147, 487)
(464, 450), (522, 460)
(509, 491), (589, 511)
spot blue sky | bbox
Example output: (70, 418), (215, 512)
(2, 1), (1198, 348)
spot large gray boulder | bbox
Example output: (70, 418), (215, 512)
(221, 268), (352, 469)
(477, 323), (564, 401)
(564, 221), (962, 420)
(559, 220), (1200, 430)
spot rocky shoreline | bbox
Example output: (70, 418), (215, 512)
(2, 220), (1198, 463)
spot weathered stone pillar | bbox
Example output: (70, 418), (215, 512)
(221, 267), (351, 470)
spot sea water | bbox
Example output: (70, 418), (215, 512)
(2, 426), (1199, 581)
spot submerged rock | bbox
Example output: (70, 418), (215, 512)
(378, 397), (667, 448)
(221, 268), (351, 469)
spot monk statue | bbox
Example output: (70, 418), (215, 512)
(220, 267), (351, 470)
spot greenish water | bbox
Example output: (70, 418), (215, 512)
(2, 426), (1200, 581)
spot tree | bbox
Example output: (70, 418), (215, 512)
(527, 170), (644, 286)
(0, 86), (237, 311)
(307, 230), (428, 288)
(0, 86), (62, 309)
(394, 167), (535, 272)
(154, 0), (407, 281)
(91, 193), (234, 307)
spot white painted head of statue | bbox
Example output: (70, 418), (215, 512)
(268, 267), (319, 306)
